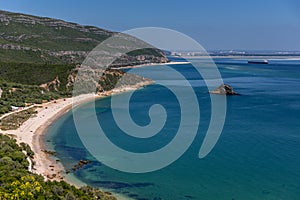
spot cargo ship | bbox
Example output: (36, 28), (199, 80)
(248, 59), (268, 64)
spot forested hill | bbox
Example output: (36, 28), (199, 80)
(0, 10), (167, 114)
(0, 10), (167, 65)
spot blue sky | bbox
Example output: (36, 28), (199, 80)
(0, 0), (299, 51)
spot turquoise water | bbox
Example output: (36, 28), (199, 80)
(45, 59), (300, 199)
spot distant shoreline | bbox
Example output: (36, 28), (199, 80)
(179, 55), (300, 59)
(111, 61), (190, 69)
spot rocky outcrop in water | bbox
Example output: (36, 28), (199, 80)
(209, 84), (239, 95)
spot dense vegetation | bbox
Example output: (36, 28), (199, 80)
(126, 48), (163, 57)
(0, 80), (63, 114)
(0, 62), (74, 86)
(0, 63), (151, 115)
(0, 134), (116, 200)
(0, 62), (74, 114)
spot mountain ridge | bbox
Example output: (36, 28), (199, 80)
(0, 10), (167, 65)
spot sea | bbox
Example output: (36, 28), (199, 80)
(44, 58), (300, 200)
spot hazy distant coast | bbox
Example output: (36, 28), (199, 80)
(168, 50), (300, 60)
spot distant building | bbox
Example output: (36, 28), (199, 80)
(11, 106), (20, 111)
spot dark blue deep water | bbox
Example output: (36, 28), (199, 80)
(45, 59), (300, 200)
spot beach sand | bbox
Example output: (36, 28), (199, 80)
(1, 80), (153, 184)
(1, 94), (95, 182)
(0, 61), (188, 198)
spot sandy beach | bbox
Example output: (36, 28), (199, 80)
(0, 60), (184, 196)
(0, 80), (153, 184)
(1, 94), (95, 182)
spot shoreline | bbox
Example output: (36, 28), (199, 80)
(180, 55), (300, 59)
(1, 79), (153, 195)
(110, 61), (190, 69)
(0, 60), (179, 198)
(1, 93), (98, 182)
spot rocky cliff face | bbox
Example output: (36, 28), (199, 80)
(209, 84), (239, 95)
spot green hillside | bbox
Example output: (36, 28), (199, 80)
(0, 10), (166, 115)
(0, 10), (164, 199)
(0, 10), (166, 64)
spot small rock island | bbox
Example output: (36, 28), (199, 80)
(209, 84), (239, 95)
